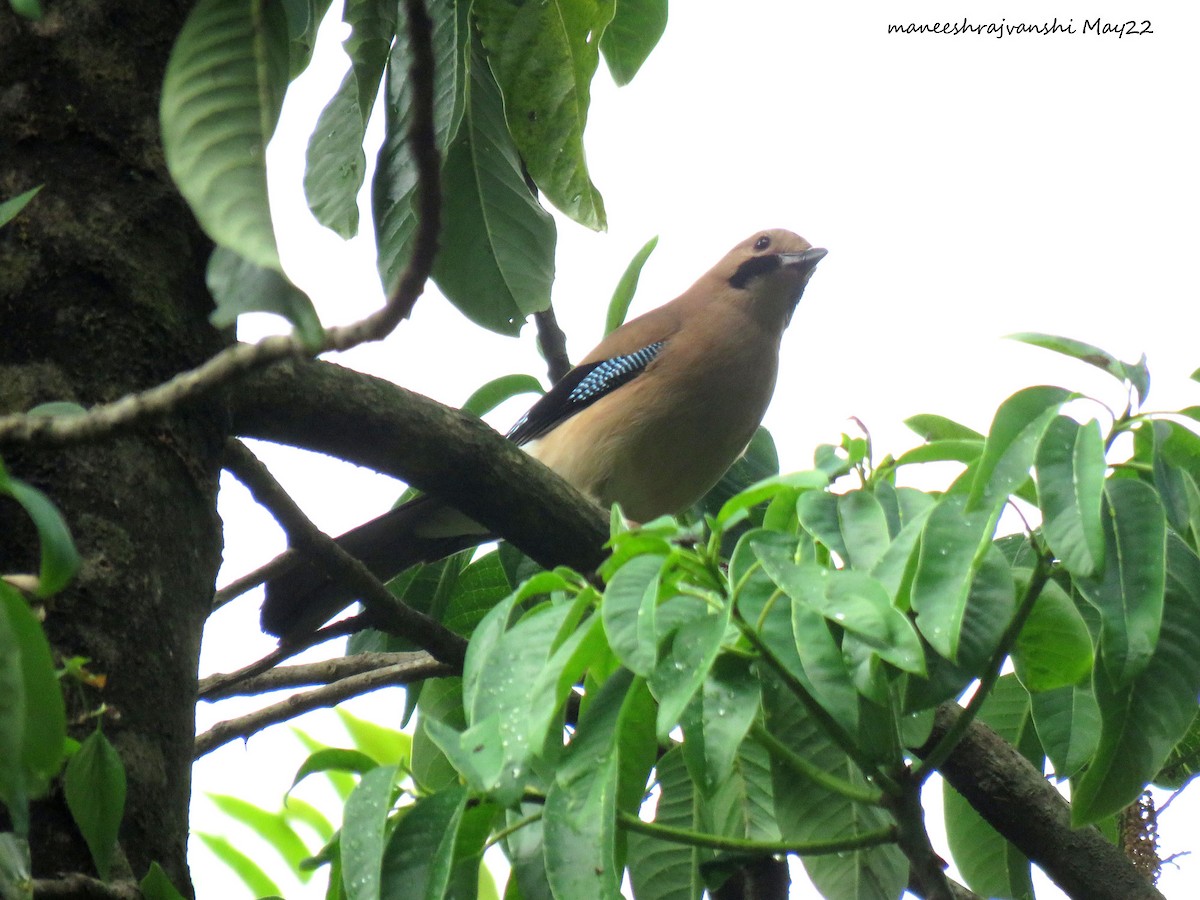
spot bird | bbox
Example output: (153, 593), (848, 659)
(260, 229), (827, 640)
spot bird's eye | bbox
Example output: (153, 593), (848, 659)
(754, 235), (771, 251)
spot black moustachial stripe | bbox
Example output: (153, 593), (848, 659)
(506, 341), (666, 446)
(728, 253), (782, 289)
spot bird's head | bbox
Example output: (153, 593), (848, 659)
(720, 229), (827, 328)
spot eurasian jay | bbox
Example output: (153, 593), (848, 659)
(261, 229), (826, 639)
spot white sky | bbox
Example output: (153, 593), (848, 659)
(192, 2), (1200, 898)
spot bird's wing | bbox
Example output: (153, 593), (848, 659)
(506, 340), (666, 445)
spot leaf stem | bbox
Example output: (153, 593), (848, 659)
(750, 723), (883, 806)
(617, 810), (896, 857)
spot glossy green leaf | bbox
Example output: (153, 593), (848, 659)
(796, 490), (848, 559)
(140, 861), (188, 900)
(1151, 421), (1194, 532)
(474, 0), (614, 229)
(430, 39), (557, 334)
(627, 747), (704, 900)
(64, 729), (126, 881)
(602, 553), (666, 676)
(0, 583), (66, 835)
(461, 374), (544, 418)
(1156, 711), (1200, 789)
(208, 793), (312, 876)
(893, 439), (984, 470)
(1035, 416), (1106, 578)
(910, 494), (996, 661)
(543, 670), (632, 900)
(714, 468), (825, 530)
(413, 678), (465, 793)
(373, 0), (469, 292)
(761, 676), (907, 900)
(289, 748), (381, 796)
(0, 185), (41, 228)
(0, 463), (79, 598)
(1030, 683), (1100, 780)
(282, 0), (335, 78)
(1071, 535), (1200, 825)
(161, 0), (289, 270)
(679, 654), (760, 798)
(968, 386), (1071, 511)
(904, 414), (983, 443)
(837, 490), (892, 571)
(704, 734), (779, 846)
(304, 0), (397, 237)
(1076, 479), (1166, 686)
(196, 833), (280, 897)
(650, 608), (730, 741)
(1008, 332), (1150, 405)
(604, 235), (658, 334)
(380, 786), (468, 900)
(1012, 574), (1094, 692)
(342, 765), (398, 900)
(206, 246), (323, 346)
(336, 708), (412, 767)
(599, 0), (666, 84)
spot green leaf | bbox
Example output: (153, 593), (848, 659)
(604, 235), (658, 334)
(0, 465), (80, 598)
(431, 39), (557, 334)
(1011, 575), (1094, 692)
(627, 747), (704, 900)
(1156, 711), (1200, 789)
(836, 490), (892, 571)
(304, 0), (397, 237)
(714, 468), (825, 530)
(1008, 332), (1150, 405)
(461, 374), (544, 419)
(680, 654), (760, 798)
(1035, 416), (1106, 578)
(1030, 683), (1100, 780)
(1071, 534), (1200, 825)
(336, 708), (412, 766)
(161, 0), (290, 270)
(141, 861), (189, 900)
(968, 386), (1071, 512)
(380, 787), (468, 900)
(413, 678), (466, 793)
(289, 748), (382, 795)
(475, 0), (615, 229)
(8, 0), (41, 20)
(64, 729), (126, 881)
(342, 765), (398, 900)
(796, 490), (848, 559)
(704, 734), (780, 844)
(904, 414), (983, 443)
(910, 494), (996, 661)
(282, 0), (335, 78)
(543, 670), (634, 900)
(1075, 479), (1166, 686)
(0, 583), (67, 834)
(761, 675), (907, 900)
(197, 833), (281, 897)
(650, 608), (730, 741)
(206, 246), (323, 346)
(373, 0), (468, 293)
(208, 793), (312, 875)
(0, 185), (42, 228)
(602, 553), (666, 677)
(598, 0), (667, 85)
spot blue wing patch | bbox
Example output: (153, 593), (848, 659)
(506, 341), (666, 445)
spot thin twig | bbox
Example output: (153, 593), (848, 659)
(200, 650), (438, 700)
(221, 440), (467, 665)
(198, 615), (369, 701)
(534, 306), (571, 383)
(31, 876), (141, 899)
(617, 810), (896, 857)
(195, 655), (451, 758)
(0, 0), (441, 451)
(212, 548), (296, 611)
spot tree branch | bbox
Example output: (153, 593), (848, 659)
(919, 703), (1166, 900)
(31, 876), (141, 900)
(199, 650), (439, 700)
(0, 0), (441, 451)
(229, 358), (612, 578)
(194, 653), (450, 758)
(534, 305), (571, 383)
(222, 440), (468, 664)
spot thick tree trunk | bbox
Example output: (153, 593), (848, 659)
(1, 1), (224, 891)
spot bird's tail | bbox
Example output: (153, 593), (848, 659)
(259, 495), (488, 640)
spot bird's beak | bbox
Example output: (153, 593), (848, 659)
(778, 247), (828, 275)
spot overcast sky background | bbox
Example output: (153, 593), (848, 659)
(192, 2), (1200, 897)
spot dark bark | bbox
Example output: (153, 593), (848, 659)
(920, 703), (1165, 900)
(1, 1), (224, 891)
